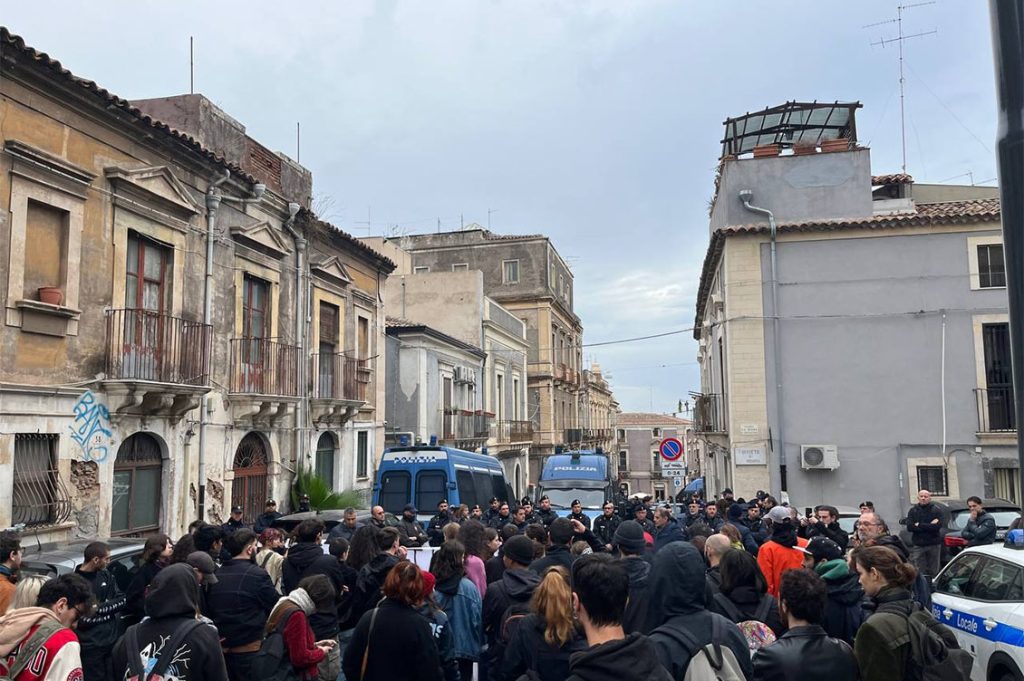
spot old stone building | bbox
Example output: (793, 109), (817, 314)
(0, 28), (392, 542)
(615, 413), (692, 502)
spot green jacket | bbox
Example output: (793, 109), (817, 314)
(854, 586), (912, 681)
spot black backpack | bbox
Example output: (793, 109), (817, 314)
(250, 605), (302, 681)
(499, 599), (533, 645)
(876, 602), (973, 681)
(124, 619), (203, 681)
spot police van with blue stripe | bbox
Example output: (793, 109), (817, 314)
(932, 532), (1024, 681)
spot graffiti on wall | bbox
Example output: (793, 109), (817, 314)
(69, 390), (113, 462)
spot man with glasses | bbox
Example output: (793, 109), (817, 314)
(594, 501), (621, 551)
(0, 573), (95, 681)
(854, 512), (888, 547)
(75, 541), (126, 681)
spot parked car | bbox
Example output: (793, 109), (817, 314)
(271, 509), (398, 534)
(899, 498), (1022, 562)
(19, 537), (146, 593)
(834, 505), (861, 540)
(931, 542), (1024, 681)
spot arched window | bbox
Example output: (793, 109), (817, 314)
(112, 433), (162, 536)
(232, 433), (269, 523)
(315, 432), (336, 486)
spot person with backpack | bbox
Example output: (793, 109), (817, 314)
(646, 542), (752, 681)
(711, 548), (785, 641)
(348, 527), (405, 627)
(341, 561), (443, 681)
(0, 573), (95, 681)
(797, 537), (864, 645)
(112, 563), (228, 681)
(751, 569), (857, 681)
(256, 528), (286, 593)
(757, 507), (808, 598)
(430, 541), (482, 681)
(565, 554), (671, 681)
(482, 535), (541, 680)
(499, 565), (587, 681)
(206, 528), (280, 681)
(260, 574), (336, 681)
(613, 521), (654, 634)
(74, 541), (126, 681)
(852, 546), (972, 681)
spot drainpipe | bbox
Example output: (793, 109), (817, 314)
(199, 169), (230, 522)
(282, 204), (304, 492)
(739, 189), (787, 494)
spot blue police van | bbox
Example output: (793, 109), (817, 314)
(537, 450), (614, 522)
(373, 445), (513, 521)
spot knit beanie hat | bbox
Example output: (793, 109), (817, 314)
(420, 570), (436, 601)
(727, 503), (745, 522)
(503, 535), (536, 565)
(613, 520), (646, 553)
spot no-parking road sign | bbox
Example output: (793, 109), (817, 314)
(659, 437), (683, 462)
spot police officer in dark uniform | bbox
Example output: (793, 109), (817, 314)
(593, 500), (621, 550)
(482, 497), (501, 525)
(567, 499), (591, 530)
(488, 502), (512, 530)
(535, 495), (559, 526)
(222, 505), (247, 534)
(427, 499), (452, 546)
(520, 498), (540, 525)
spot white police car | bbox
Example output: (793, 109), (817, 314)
(932, 534), (1024, 681)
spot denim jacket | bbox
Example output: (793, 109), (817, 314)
(434, 576), (483, 661)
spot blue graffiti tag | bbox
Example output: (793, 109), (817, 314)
(69, 390), (113, 462)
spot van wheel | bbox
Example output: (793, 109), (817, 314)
(997, 670), (1023, 681)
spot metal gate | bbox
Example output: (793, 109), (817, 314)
(232, 433), (268, 524)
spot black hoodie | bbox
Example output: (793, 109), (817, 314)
(620, 557), (653, 634)
(282, 542), (348, 639)
(345, 552), (400, 628)
(565, 634), (672, 681)
(645, 542), (753, 680)
(112, 564), (228, 681)
(482, 568), (541, 646)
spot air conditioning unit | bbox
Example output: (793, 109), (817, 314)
(710, 292), (724, 312)
(801, 444), (839, 470)
(453, 366), (465, 383)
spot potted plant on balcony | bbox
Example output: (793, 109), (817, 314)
(37, 286), (63, 305)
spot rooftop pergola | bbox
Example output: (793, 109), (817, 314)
(721, 101), (862, 158)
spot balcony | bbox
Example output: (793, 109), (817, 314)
(492, 419), (534, 444)
(101, 309), (212, 422)
(441, 409), (493, 448)
(309, 354), (370, 425)
(975, 387), (1017, 434)
(564, 428), (614, 446)
(228, 338), (300, 424)
(553, 363), (582, 390)
(692, 392), (726, 434)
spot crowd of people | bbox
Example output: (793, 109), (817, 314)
(0, 487), (991, 680)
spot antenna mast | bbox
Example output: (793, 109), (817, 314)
(189, 36), (194, 94)
(866, 2), (937, 174)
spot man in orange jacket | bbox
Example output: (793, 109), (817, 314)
(756, 506), (808, 597)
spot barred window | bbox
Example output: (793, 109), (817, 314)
(13, 434), (71, 527)
(917, 466), (948, 497)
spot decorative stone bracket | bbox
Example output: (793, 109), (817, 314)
(227, 395), (298, 428)
(310, 399), (363, 427)
(102, 381), (207, 424)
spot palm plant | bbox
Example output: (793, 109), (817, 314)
(291, 467), (365, 511)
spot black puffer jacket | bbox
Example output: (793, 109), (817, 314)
(751, 625), (858, 681)
(645, 542), (753, 680)
(621, 557), (653, 634)
(499, 613), (587, 681)
(565, 633), (672, 681)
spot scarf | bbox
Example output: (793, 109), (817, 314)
(279, 588), (315, 615)
(771, 520), (798, 548)
(0, 608), (61, 657)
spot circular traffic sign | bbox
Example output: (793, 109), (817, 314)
(659, 437), (683, 461)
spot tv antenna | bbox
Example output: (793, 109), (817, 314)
(865, 2), (937, 174)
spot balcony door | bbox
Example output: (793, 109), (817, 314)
(123, 233), (170, 380)
(241, 275), (270, 392)
(443, 375), (454, 439)
(984, 323), (1016, 431)
(318, 302), (339, 398)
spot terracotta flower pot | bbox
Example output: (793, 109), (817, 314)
(821, 138), (850, 153)
(38, 287), (63, 305)
(752, 144), (781, 158)
(792, 142), (817, 156)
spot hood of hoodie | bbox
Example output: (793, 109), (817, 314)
(568, 633), (666, 681)
(815, 558), (850, 581)
(285, 541), (325, 575)
(502, 567), (541, 600)
(824, 569), (865, 606)
(621, 556), (651, 589)
(145, 563), (202, 618)
(366, 551), (400, 578)
(0, 608), (60, 657)
(647, 541), (706, 624)
(435, 572), (464, 596)
(723, 584), (761, 605)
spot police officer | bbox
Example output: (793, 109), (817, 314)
(567, 499), (591, 530)
(535, 495), (559, 526)
(488, 502), (512, 530)
(482, 497), (501, 525)
(222, 505), (247, 534)
(633, 505), (655, 534)
(520, 498), (540, 525)
(397, 503), (429, 547)
(593, 501), (621, 550)
(427, 499), (452, 546)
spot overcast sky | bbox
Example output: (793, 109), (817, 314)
(5, 2), (999, 414)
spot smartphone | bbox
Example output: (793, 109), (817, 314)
(805, 507), (813, 518)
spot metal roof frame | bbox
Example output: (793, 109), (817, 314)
(721, 101), (862, 158)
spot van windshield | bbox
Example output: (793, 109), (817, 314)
(541, 488), (605, 509)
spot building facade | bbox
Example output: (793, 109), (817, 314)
(615, 413), (692, 502)
(692, 101), (1013, 522)
(392, 227), (588, 485)
(0, 28), (391, 542)
(579, 364), (617, 455)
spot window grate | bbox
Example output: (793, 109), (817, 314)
(917, 465), (948, 497)
(978, 244), (1006, 288)
(13, 434), (72, 528)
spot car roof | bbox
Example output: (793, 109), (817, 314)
(20, 537), (145, 568)
(938, 498), (1020, 512)
(958, 544), (1024, 564)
